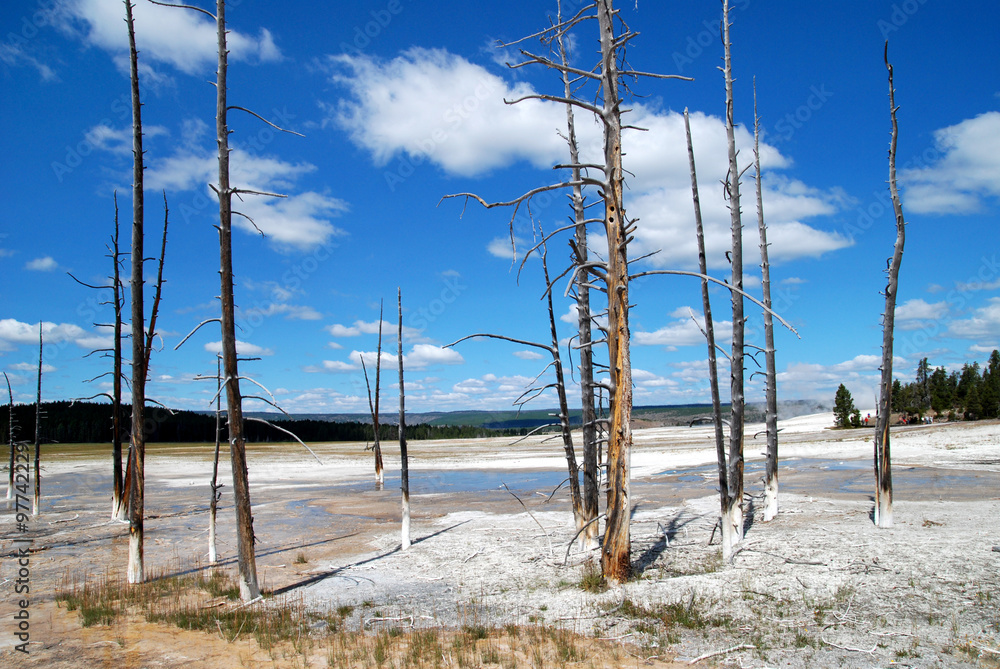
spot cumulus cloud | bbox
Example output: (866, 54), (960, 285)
(25, 256), (58, 271)
(326, 48), (566, 177)
(894, 298), (948, 331)
(901, 112), (1000, 214)
(55, 0), (281, 76)
(146, 145), (347, 250)
(513, 350), (545, 360)
(310, 344), (463, 374)
(326, 319), (423, 341)
(327, 48), (851, 269)
(0, 319), (112, 351)
(634, 307), (731, 351)
(948, 297), (1000, 343)
(203, 340), (274, 356)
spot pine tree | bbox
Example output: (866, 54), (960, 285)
(834, 384), (857, 428)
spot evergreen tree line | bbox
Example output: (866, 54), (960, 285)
(0, 401), (527, 445)
(892, 350), (1000, 420)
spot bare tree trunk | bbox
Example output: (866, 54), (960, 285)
(215, 0), (260, 600)
(32, 323), (42, 516)
(597, 0), (633, 583)
(398, 288), (410, 550)
(721, 0), (746, 554)
(753, 89), (779, 523)
(111, 201), (126, 521)
(209, 355), (221, 564)
(542, 248), (583, 536)
(556, 8), (599, 550)
(125, 0), (146, 584)
(684, 109), (732, 559)
(361, 302), (384, 487)
(5, 373), (13, 502)
(874, 43), (905, 529)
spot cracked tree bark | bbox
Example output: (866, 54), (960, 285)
(597, 0), (632, 583)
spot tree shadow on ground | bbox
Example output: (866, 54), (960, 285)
(269, 520), (471, 595)
(633, 508), (705, 576)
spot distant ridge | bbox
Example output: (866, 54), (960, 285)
(241, 399), (826, 431)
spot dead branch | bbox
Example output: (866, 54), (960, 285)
(687, 644), (755, 665)
(243, 417), (322, 465)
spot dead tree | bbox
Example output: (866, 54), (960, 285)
(398, 288), (410, 550)
(721, 0), (746, 553)
(124, 0), (168, 585)
(69, 197), (128, 520)
(752, 87), (779, 522)
(32, 323), (42, 516)
(683, 108), (732, 559)
(874, 42), (906, 529)
(555, 3), (599, 550)
(124, 0), (146, 584)
(209, 355), (223, 564)
(152, 0), (305, 599)
(361, 301), (385, 486)
(447, 242), (584, 537)
(444, 0), (689, 582)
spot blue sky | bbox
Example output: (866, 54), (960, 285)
(1, 0), (998, 415)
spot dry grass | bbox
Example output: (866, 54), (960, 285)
(53, 568), (680, 668)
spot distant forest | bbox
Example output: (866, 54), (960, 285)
(0, 401), (528, 445)
(892, 349), (1000, 420)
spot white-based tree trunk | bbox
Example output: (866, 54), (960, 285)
(398, 289), (410, 550)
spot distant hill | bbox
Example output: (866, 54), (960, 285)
(247, 399), (828, 431)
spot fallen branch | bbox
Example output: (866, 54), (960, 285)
(687, 644), (755, 664)
(364, 615), (414, 628)
(820, 637), (877, 654)
(501, 481), (553, 559)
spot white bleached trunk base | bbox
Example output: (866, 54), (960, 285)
(763, 476), (778, 522)
(722, 502), (743, 563)
(401, 498), (411, 550)
(208, 512), (218, 564)
(876, 494), (893, 528)
(127, 534), (143, 584)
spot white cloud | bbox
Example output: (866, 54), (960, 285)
(326, 319), (422, 341)
(0, 319), (112, 351)
(406, 344), (464, 369)
(146, 145), (347, 250)
(894, 298), (948, 330)
(85, 123), (167, 155)
(0, 40), (57, 81)
(8, 362), (57, 373)
(56, 0), (281, 76)
(251, 304), (322, 320)
(948, 297), (1000, 342)
(203, 340), (274, 356)
(901, 112), (1000, 214)
(329, 48), (851, 269)
(311, 344), (463, 375)
(25, 256), (57, 271)
(634, 308), (731, 351)
(513, 350), (545, 360)
(327, 48), (566, 177)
